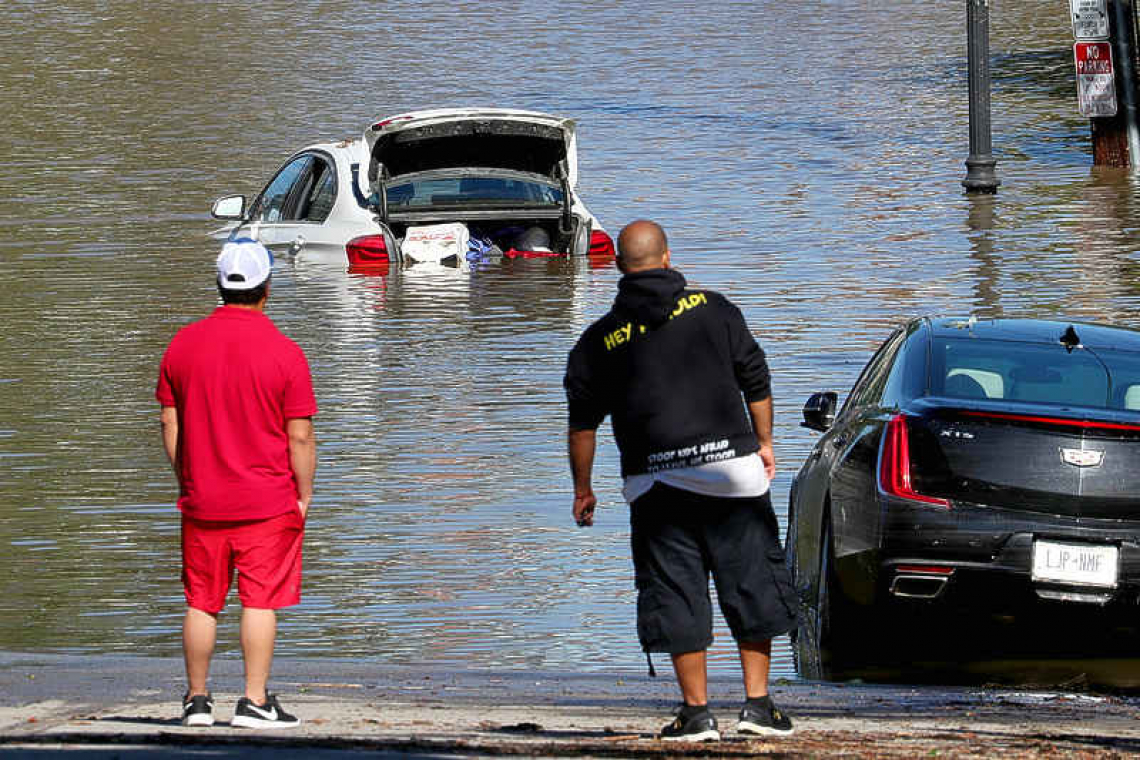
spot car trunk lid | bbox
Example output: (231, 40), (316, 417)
(364, 109), (577, 186)
(906, 400), (1140, 519)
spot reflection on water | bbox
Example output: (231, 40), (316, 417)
(3, 1), (1140, 678)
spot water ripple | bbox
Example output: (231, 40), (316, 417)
(0, 0), (1135, 679)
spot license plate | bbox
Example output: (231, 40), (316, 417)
(1031, 540), (1118, 587)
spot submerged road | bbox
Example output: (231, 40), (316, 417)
(3, 652), (1140, 758)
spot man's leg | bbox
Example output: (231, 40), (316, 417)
(739, 639), (772, 698)
(706, 493), (795, 702)
(671, 649), (709, 706)
(662, 648), (719, 741)
(709, 491), (794, 736)
(183, 607), (218, 696)
(736, 637), (793, 735)
(630, 487), (719, 740)
(240, 607), (276, 704)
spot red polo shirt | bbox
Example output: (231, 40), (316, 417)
(156, 306), (317, 521)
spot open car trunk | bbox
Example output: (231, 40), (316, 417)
(391, 216), (588, 260)
(363, 110), (588, 260)
(365, 109), (577, 184)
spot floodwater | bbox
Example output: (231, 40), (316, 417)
(2, 1), (1139, 678)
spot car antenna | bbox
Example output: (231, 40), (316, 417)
(1060, 325), (1082, 353)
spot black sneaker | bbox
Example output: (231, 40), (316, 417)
(737, 696), (794, 736)
(181, 693), (214, 727)
(659, 704), (720, 742)
(230, 694), (301, 729)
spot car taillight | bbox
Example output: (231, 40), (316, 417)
(588, 229), (615, 268)
(879, 413), (950, 508)
(346, 235), (390, 275)
(589, 229), (615, 257)
(959, 410), (1140, 432)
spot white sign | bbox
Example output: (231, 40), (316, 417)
(1032, 540), (1118, 587)
(1070, 0), (1109, 40)
(1074, 41), (1118, 117)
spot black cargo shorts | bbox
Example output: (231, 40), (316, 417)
(629, 483), (797, 654)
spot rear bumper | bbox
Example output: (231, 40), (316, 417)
(864, 497), (1140, 612)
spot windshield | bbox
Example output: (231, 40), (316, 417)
(386, 173), (564, 209)
(930, 337), (1140, 410)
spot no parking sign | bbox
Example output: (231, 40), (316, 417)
(1074, 41), (1118, 117)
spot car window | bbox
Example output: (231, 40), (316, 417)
(298, 158), (336, 223)
(881, 324), (927, 408)
(841, 328), (906, 415)
(1097, 350), (1140, 410)
(249, 156), (313, 223)
(387, 174), (563, 209)
(931, 337), (1113, 407)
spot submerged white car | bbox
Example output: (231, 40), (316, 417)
(210, 108), (614, 272)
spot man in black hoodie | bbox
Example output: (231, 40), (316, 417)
(565, 220), (797, 742)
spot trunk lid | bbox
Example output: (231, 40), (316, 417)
(364, 108), (577, 186)
(906, 399), (1140, 519)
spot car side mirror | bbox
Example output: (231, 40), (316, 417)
(211, 195), (246, 220)
(802, 392), (838, 432)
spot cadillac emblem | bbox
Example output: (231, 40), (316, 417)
(1060, 447), (1105, 467)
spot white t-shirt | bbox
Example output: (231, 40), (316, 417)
(622, 452), (770, 504)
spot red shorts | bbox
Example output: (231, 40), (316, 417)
(181, 509), (305, 613)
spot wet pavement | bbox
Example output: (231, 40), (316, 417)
(4, 652), (1140, 758)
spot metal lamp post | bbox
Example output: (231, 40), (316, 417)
(963, 0), (1001, 193)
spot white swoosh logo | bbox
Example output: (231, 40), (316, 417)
(246, 704), (278, 721)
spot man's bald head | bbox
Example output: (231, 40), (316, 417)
(617, 220), (670, 273)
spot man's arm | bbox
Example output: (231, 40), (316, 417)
(747, 396), (776, 481)
(160, 406), (180, 478)
(568, 427), (598, 527)
(287, 417), (316, 518)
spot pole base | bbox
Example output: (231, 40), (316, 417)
(963, 155), (1000, 193)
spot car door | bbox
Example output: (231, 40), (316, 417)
(242, 152), (342, 259)
(790, 328), (906, 601)
(825, 328), (908, 591)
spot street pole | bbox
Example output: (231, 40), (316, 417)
(1111, 0), (1140, 166)
(963, 0), (1000, 193)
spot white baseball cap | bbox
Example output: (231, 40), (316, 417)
(217, 238), (273, 290)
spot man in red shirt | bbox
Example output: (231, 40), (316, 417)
(157, 238), (317, 729)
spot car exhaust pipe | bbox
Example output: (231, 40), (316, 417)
(890, 573), (950, 599)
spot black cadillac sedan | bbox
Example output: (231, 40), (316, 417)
(788, 317), (1140, 680)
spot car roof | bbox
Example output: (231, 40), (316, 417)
(925, 316), (1140, 352)
(285, 139), (367, 163)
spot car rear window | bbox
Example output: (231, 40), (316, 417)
(387, 175), (563, 208)
(928, 337), (1140, 409)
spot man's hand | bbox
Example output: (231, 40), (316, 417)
(568, 427), (598, 527)
(747, 397), (776, 481)
(758, 442), (776, 481)
(287, 417), (316, 519)
(573, 491), (598, 527)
